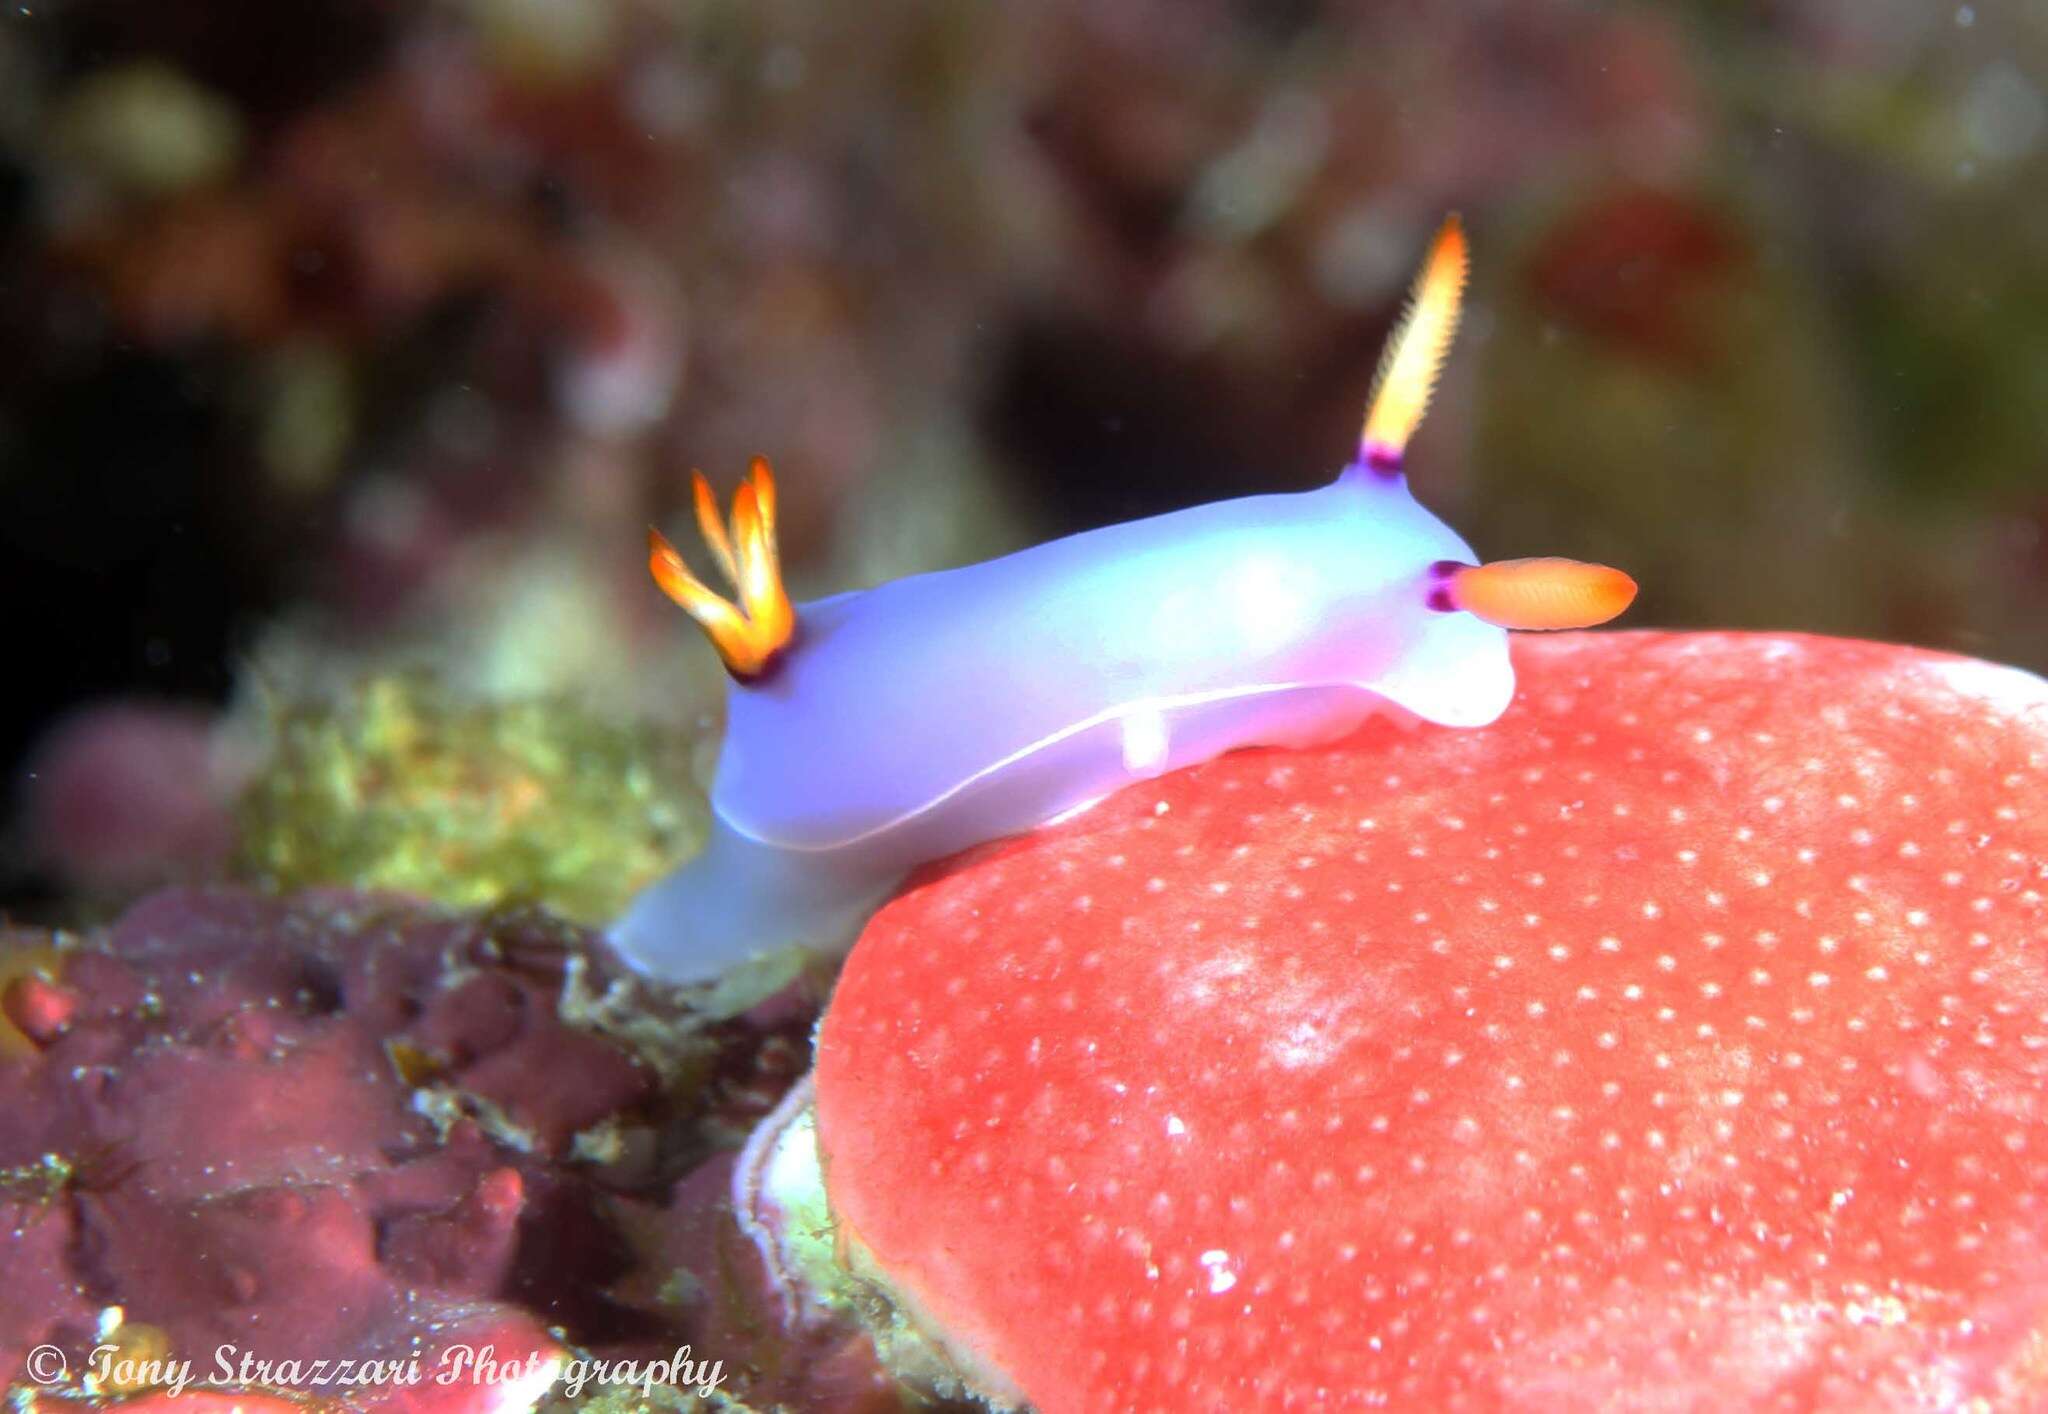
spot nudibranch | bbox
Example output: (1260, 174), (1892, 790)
(612, 217), (1637, 983)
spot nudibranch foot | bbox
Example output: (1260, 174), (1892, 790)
(609, 815), (902, 986)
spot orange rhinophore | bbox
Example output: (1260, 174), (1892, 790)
(1359, 214), (1469, 472)
(1436, 556), (1639, 631)
(649, 456), (795, 678)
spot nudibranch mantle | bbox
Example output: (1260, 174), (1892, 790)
(720, 472), (1507, 854)
(613, 217), (1635, 985)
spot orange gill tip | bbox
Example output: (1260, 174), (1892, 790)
(748, 455), (780, 549)
(1430, 556), (1638, 631)
(1360, 214), (1469, 475)
(650, 458), (797, 679)
(690, 471), (741, 588)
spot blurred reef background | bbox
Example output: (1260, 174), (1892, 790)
(2, 4), (2047, 1408)
(0, 0), (2044, 916)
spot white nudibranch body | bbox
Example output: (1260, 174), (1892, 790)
(611, 217), (1636, 984)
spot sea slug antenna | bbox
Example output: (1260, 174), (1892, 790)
(1357, 213), (1469, 476)
(1430, 555), (1638, 631)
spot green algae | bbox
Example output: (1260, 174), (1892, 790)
(233, 675), (709, 924)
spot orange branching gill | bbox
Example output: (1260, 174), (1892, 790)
(648, 457), (796, 679)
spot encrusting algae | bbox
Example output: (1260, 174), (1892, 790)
(234, 675), (708, 924)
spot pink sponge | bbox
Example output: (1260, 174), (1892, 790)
(816, 631), (2048, 1410)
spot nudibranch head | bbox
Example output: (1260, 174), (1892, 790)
(1357, 216), (1634, 633)
(648, 456), (795, 679)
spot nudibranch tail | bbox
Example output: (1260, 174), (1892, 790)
(650, 457), (796, 678)
(1359, 214), (1469, 473)
(1434, 556), (1638, 631)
